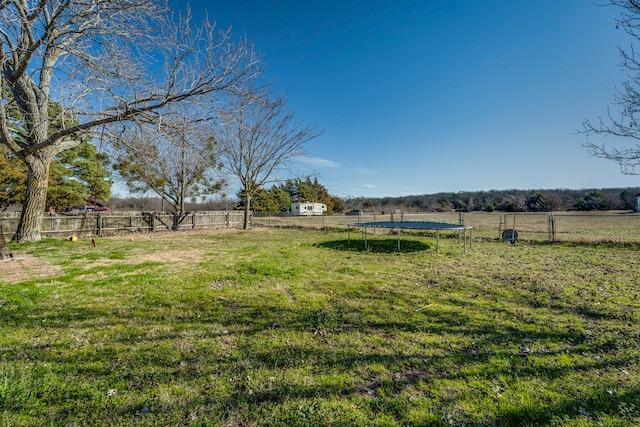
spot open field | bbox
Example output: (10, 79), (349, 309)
(255, 211), (640, 244)
(1, 229), (640, 426)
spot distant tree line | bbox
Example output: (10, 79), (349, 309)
(342, 188), (640, 214)
(100, 186), (639, 215)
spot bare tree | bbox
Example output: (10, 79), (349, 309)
(112, 117), (225, 229)
(0, 0), (256, 242)
(215, 85), (321, 229)
(583, 1), (640, 174)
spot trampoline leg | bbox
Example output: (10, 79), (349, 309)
(397, 228), (400, 251)
(436, 230), (440, 254)
(364, 226), (368, 250)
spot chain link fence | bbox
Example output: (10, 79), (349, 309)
(254, 211), (640, 244)
(551, 213), (640, 244)
(2, 210), (639, 244)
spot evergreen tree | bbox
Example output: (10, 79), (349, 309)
(49, 142), (112, 211)
(0, 146), (26, 211)
(620, 189), (636, 210)
(1, 99), (112, 212)
(573, 191), (605, 211)
(1, 142), (112, 212)
(525, 192), (546, 212)
(248, 185), (291, 213)
(281, 177), (336, 212)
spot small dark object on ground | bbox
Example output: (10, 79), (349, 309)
(502, 229), (518, 244)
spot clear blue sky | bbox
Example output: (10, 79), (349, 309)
(176, 0), (638, 198)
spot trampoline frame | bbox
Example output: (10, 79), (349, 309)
(347, 221), (472, 253)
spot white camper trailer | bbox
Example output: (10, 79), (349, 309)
(291, 202), (327, 216)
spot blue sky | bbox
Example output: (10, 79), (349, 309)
(176, 0), (638, 198)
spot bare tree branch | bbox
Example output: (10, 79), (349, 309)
(109, 114), (225, 220)
(0, 0), (258, 241)
(582, 1), (640, 174)
(214, 83), (322, 228)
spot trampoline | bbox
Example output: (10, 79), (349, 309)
(348, 221), (472, 253)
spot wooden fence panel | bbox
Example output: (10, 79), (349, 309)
(0, 211), (248, 238)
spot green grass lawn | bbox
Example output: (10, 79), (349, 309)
(1, 229), (640, 426)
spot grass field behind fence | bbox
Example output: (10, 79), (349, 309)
(1, 229), (640, 426)
(255, 211), (640, 244)
(2, 210), (639, 243)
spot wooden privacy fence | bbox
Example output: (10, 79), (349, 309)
(0, 211), (249, 238)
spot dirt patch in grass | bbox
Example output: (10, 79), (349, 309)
(79, 228), (255, 270)
(0, 253), (64, 284)
(126, 248), (210, 267)
(103, 227), (262, 239)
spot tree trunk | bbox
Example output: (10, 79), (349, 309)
(243, 193), (251, 229)
(14, 154), (53, 242)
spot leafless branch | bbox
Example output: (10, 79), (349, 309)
(581, 1), (640, 174)
(0, 0), (259, 241)
(214, 82), (322, 228)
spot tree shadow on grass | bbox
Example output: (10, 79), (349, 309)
(315, 238), (431, 253)
(4, 288), (640, 426)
